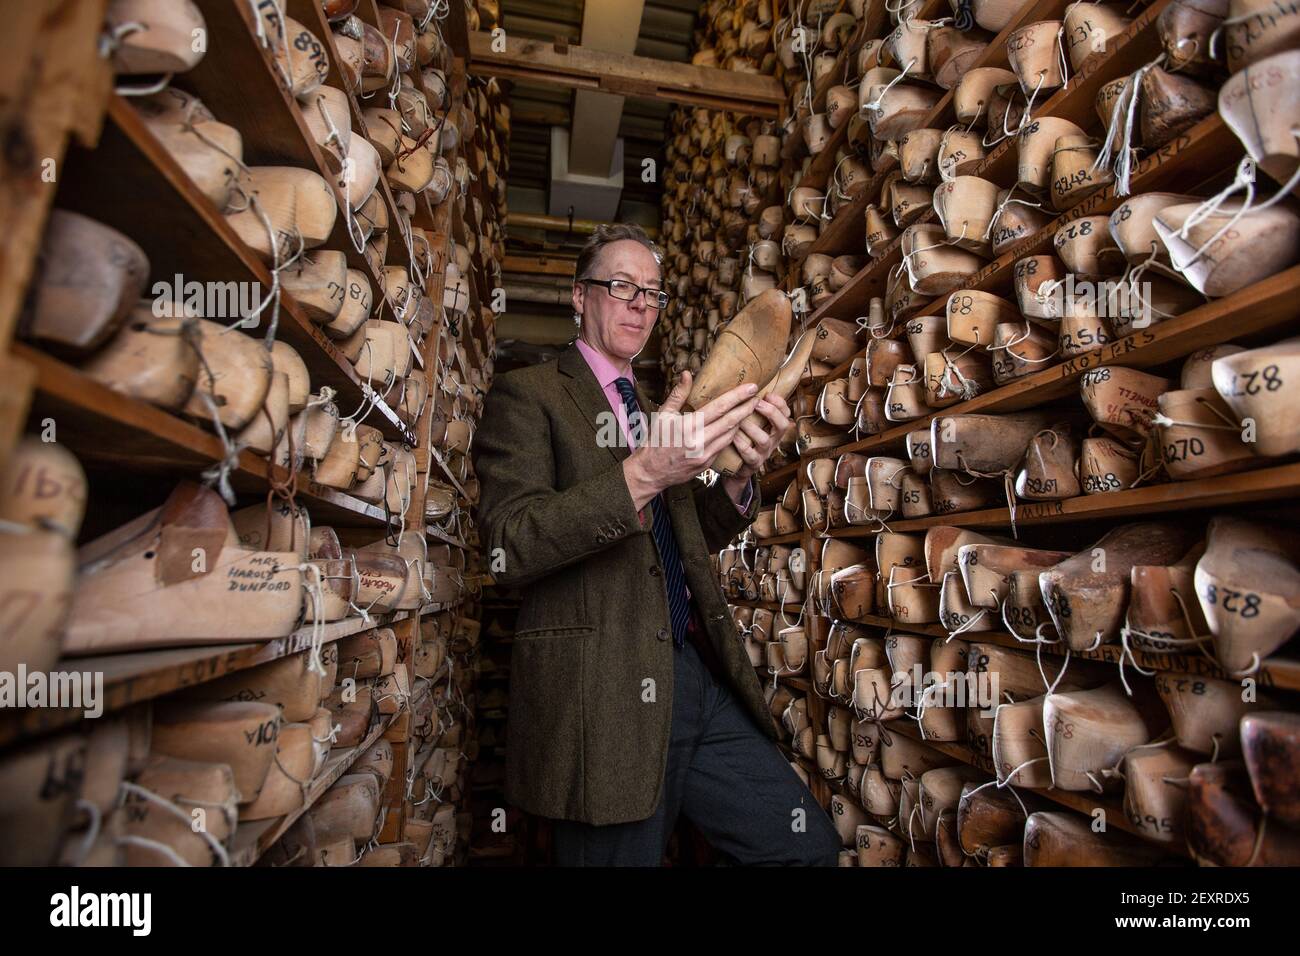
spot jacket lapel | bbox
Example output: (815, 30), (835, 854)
(557, 343), (630, 463)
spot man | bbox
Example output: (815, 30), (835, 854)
(474, 223), (840, 866)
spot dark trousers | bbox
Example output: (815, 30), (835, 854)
(552, 640), (842, 866)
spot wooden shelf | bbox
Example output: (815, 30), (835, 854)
(920, 117), (1233, 322)
(759, 461), (799, 493)
(800, 0), (1208, 329)
(425, 523), (468, 549)
(185, 0), (416, 300)
(825, 462), (1300, 534)
(0, 609), (420, 748)
(883, 721), (1188, 854)
(429, 444), (472, 500)
(57, 98), (415, 446)
(730, 599), (804, 612)
(0, 0), (483, 867)
(230, 708), (400, 866)
(811, 262), (1300, 461)
(837, 613), (1300, 693)
(754, 531), (803, 546)
(753, 663), (812, 694)
(793, 14), (885, 191)
(16, 344), (388, 526)
(792, 0), (1036, 260)
(715, 0), (1295, 867)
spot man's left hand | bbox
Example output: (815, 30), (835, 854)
(726, 394), (794, 483)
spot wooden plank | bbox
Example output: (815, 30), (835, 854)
(919, 115), (1237, 318)
(752, 664), (811, 694)
(760, 461), (799, 495)
(230, 709), (399, 865)
(796, 121), (851, 192)
(841, 613), (1300, 693)
(186, 0), (415, 310)
(793, 0), (1062, 253)
(502, 254), (577, 276)
(795, 0), (1028, 194)
(443, 0), (472, 60)
(965, 0), (1176, 192)
(755, 531), (804, 546)
(822, 462), (1300, 533)
(0, 611), (416, 747)
(15, 344), (388, 526)
(818, 262), (1300, 460)
(806, 115), (1235, 386)
(0, 353), (36, 477)
(730, 600), (802, 612)
(883, 721), (1184, 851)
(426, 523), (468, 549)
(468, 32), (784, 116)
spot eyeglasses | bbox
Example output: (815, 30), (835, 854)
(584, 278), (670, 311)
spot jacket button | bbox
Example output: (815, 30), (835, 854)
(649, 566), (661, 577)
(596, 532), (607, 544)
(656, 627), (669, 641)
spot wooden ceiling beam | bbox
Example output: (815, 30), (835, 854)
(503, 254), (577, 276)
(468, 31), (783, 117)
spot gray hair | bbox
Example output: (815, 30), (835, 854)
(574, 222), (662, 282)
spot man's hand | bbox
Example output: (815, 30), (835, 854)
(727, 393), (793, 482)
(622, 371), (759, 512)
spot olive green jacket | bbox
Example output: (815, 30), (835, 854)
(473, 343), (776, 825)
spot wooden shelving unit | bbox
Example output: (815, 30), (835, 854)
(230, 709), (400, 866)
(880, 721), (1188, 853)
(697, 0), (1300, 868)
(17, 344), (388, 526)
(0, 605), (440, 749)
(0, 0), (496, 869)
(58, 96), (415, 445)
(826, 462), (1300, 532)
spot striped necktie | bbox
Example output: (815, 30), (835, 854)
(613, 377), (691, 649)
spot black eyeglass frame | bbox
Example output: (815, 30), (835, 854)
(582, 278), (671, 311)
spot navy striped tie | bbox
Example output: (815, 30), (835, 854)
(613, 377), (691, 649)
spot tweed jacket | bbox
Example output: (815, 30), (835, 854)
(473, 343), (776, 825)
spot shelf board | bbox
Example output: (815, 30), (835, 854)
(810, 262), (1300, 461)
(759, 461), (799, 493)
(425, 522), (468, 549)
(825, 462), (1300, 534)
(753, 663), (811, 694)
(840, 613), (1300, 693)
(16, 344), (387, 525)
(793, 0), (1040, 260)
(754, 531), (803, 546)
(731, 599), (803, 612)
(230, 708), (399, 866)
(882, 720), (1187, 853)
(792, 15), (885, 191)
(0, 609), (421, 748)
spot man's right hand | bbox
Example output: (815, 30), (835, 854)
(622, 372), (760, 512)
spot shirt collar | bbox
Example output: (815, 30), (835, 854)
(575, 338), (634, 389)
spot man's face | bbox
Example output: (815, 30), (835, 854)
(572, 239), (664, 363)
